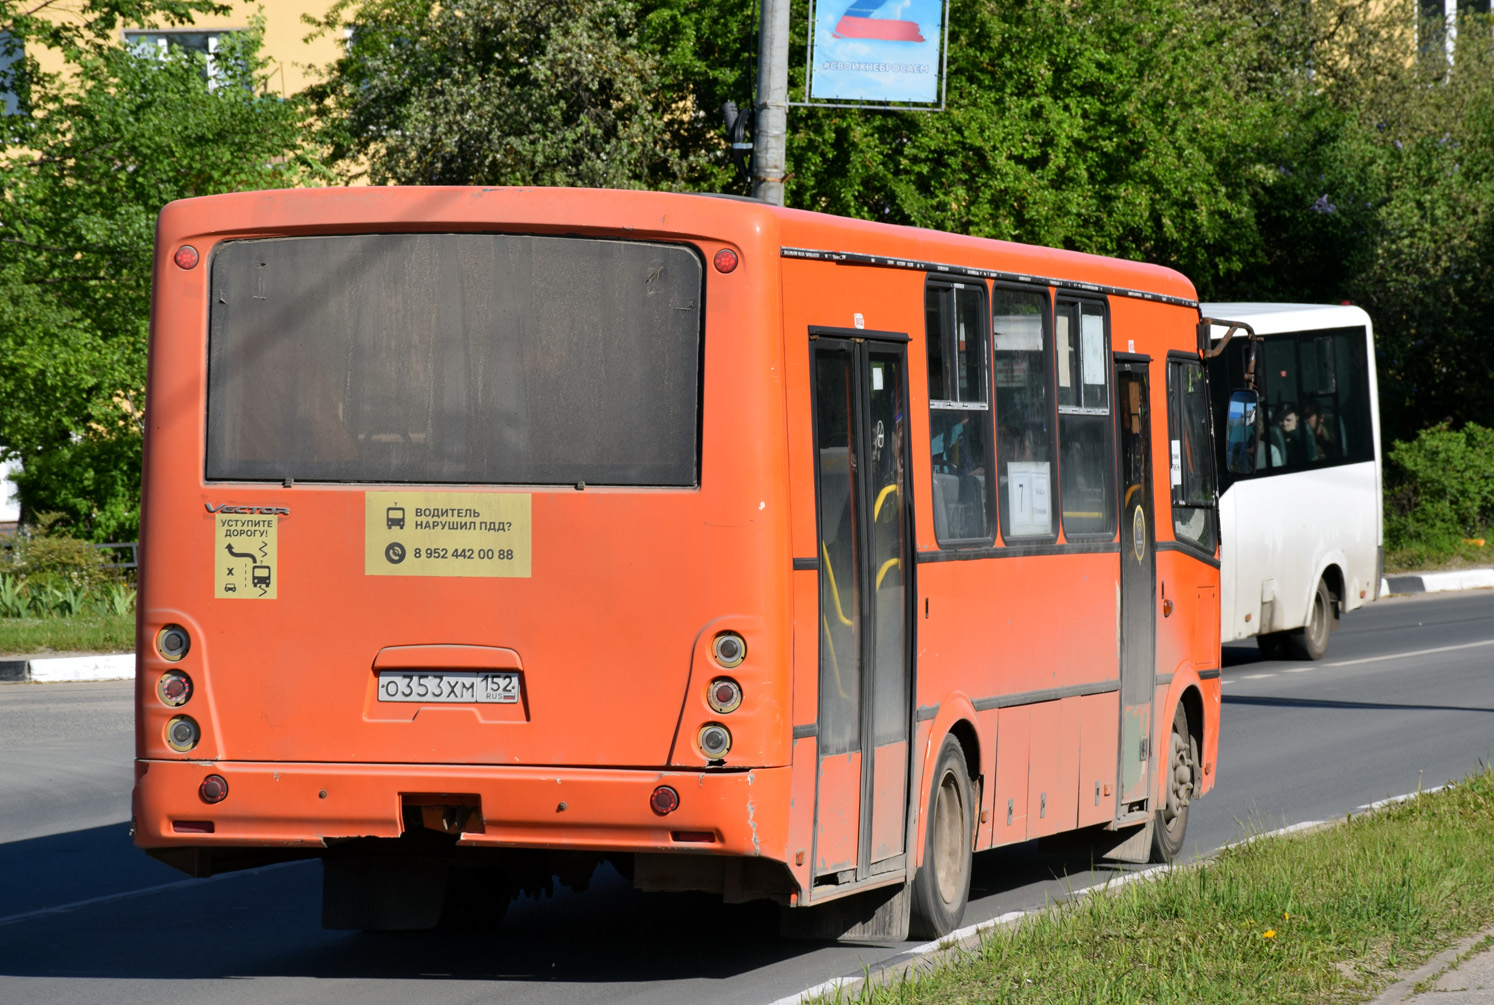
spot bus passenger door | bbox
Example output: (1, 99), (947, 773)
(810, 334), (913, 888)
(1115, 359), (1156, 815)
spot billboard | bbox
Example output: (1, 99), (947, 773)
(806, 0), (947, 107)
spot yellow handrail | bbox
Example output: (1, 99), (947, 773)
(820, 541), (854, 627)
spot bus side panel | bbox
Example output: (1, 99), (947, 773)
(916, 555), (1117, 712)
(975, 708), (999, 848)
(816, 750), (861, 874)
(1075, 691), (1119, 829)
(1155, 550), (1221, 680)
(993, 706), (1030, 843)
(788, 735), (818, 898)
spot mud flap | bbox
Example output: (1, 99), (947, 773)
(779, 881), (911, 942)
(1100, 820), (1155, 864)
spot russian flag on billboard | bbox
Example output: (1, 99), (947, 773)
(809, 0), (943, 104)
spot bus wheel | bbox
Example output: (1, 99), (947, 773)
(910, 735), (974, 939)
(1150, 704), (1198, 863)
(1285, 579), (1333, 661)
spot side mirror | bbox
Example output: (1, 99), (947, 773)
(1224, 390), (1259, 476)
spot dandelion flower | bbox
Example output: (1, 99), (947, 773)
(1263, 930), (1277, 939)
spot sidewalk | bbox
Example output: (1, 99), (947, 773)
(1382, 567), (1494, 596)
(0, 651), (134, 683)
(1371, 926), (1494, 1004)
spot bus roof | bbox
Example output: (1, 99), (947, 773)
(1201, 302), (1373, 337)
(157, 187), (1199, 307)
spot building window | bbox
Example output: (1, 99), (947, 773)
(0, 32), (23, 115)
(124, 30), (243, 88)
(925, 280), (994, 545)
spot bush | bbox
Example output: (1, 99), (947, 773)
(0, 512), (134, 618)
(1384, 422), (1494, 561)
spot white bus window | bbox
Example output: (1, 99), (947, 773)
(993, 287), (1055, 540)
(925, 282), (994, 546)
(1056, 299), (1114, 537)
(1167, 358), (1217, 553)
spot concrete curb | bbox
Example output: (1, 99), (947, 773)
(1369, 924), (1494, 1004)
(1383, 568), (1494, 596)
(0, 653), (134, 683)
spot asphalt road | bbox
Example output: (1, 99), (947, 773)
(2, 590), (1492, 1005)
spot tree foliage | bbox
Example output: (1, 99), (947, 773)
(0, 18), (318, 539)
(306, 0), (712, 187)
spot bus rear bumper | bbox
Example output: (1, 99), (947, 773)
(132, 759), (790, 861)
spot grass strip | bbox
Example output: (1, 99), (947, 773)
(823, 766), (1494, 1005)
(0, 615), (134, 657)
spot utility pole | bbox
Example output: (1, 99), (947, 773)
(752, 0), (790, 206)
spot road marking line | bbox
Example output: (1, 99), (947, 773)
(1242, 673), (1274, 679)
(0, 859), (309, 928)
(1324, 638), (1494, 668)
(1284, 667), (1314, 673)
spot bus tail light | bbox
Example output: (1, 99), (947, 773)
(158, 671), (192, 707)
(199, 775), (228, 804)
(156, 625), (190, 662)
(713, 248), (739, 274)
(712, 632), (746, 668)
(650, 786), (679, 816)
(173, 245), (199, 270)
(698, 723), (731, 760)
(166, 715), (200, 752)
(707, 678), (742, 714)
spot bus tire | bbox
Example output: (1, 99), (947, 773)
(1285, 578), (1332, 661)
(910, 735), (974, 939)
(1149, 704), (1198, 863)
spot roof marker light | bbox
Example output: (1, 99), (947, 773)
(713, 249), (739, 274)
(174, 245), (199, 270)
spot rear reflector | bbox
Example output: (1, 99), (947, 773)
(671, 830), (716, 843)
(172, 820), (215, 834)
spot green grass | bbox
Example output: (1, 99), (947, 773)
(0, 615), (135, 656)
(1384, 533), (1494, 575)
(822, 767), (1494, 1005)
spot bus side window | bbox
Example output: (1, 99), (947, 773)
(925, 281), (994, 546)
(993, 286), (1056, 540)
(1167, 358), (1218, 553)
(1055, 298), (1114, 537)
(1333, 328), (1375, 463)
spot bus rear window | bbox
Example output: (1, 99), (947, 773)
(205, 234), (703, 486)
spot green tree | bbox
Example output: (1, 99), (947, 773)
(0, 20), (319, 540)
(306, 0), (711, 188)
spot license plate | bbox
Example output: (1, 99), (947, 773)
(376, 671), (520, 704)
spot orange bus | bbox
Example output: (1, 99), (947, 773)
(133, 187), (1224, 940)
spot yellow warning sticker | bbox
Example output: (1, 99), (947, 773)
(215, 513), (278, 599)
(364, 491), (531, 578)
